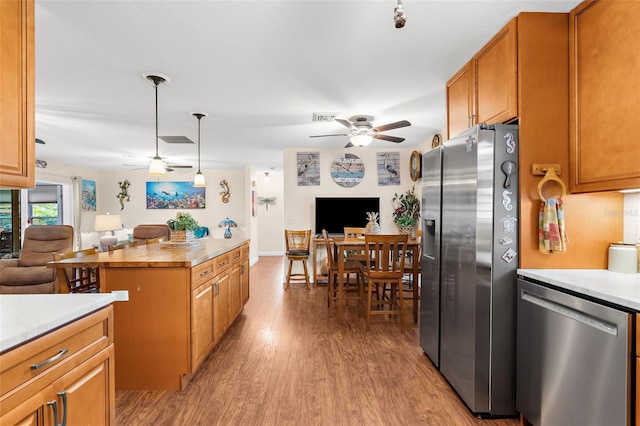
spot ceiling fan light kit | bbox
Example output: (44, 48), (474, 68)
(144, 72), (169, 176)
(350, 134), (373, 147)
(310, 115), (411, 148)
(191, 112), (208, 187)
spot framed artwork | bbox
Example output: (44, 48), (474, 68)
(377, 152), (401, 186)
(297, 152), (320, 186)
(146, 181), (206, 209)
(251, 190), (257, 217)
(81, 179), (96, 211)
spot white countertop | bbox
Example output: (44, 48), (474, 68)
(0, 293), (118, 353)
(517, 269), (640, 311)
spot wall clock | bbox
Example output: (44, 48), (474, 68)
(331, 153), (365, 188)
(410, 150), (422, 182)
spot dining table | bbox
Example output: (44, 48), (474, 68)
(332, 236), (421, 323)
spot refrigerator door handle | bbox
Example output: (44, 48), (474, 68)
(520, 290), (618, 336)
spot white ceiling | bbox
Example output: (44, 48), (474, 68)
(34, 0), (581, 174)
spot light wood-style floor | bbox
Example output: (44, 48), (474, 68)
(116, 256), (519, 425)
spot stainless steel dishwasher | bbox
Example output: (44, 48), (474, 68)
(516, 279), (632, 426)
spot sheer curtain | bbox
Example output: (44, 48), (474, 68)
(71, 176), (82, 250)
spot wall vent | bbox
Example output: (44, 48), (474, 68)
(312, 112), (339, 122)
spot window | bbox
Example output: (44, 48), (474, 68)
(27, 185), (62, 226)
(0, 190), (19, 253)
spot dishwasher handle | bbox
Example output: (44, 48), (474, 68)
(520, 290), (618, 336)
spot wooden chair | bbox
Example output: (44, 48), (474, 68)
(146, 236), (165, 245)
(361, 234), (408, 331)
(108, 241), (137, 251)
(54, 247), (100, 293)
(323, 229), (364, 318)
(343, 226), (368, 261)
(284, 229), (311, 290)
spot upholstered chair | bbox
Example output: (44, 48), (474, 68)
(132, 224), (171, 245)
(0, 225), (74, 294)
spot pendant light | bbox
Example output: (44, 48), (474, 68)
(191, 112), (208, 187)
(144, 73), (169, 176)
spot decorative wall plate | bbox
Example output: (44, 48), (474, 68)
(331, 153), (365, 187)
(431, 133), (442, 149)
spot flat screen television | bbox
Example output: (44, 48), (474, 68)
(314, 197), (380, 236)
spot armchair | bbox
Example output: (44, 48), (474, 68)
(132, 224), (171, 245)
(0, 225), (74, 294)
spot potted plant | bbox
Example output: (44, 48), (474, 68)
(392, 186), (420, 235)
(167, 211), (199, 242)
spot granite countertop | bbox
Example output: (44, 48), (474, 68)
(517, 269), (640, 311)
(0, 293), (118, 353)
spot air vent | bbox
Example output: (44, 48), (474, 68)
(312, 112), (339, 122)
(159, 136), (194, 144)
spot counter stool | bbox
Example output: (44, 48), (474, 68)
(284, 229), (311, 290)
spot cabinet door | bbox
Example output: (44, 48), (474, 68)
(569, 0), (640, 192)
(0, 390), (49, 426)
(474, 18), (518, 126)
(229, 263), (242, 322)
(241, 258), (250, 305)
(52, 346), (114, 426)
(446, 61), (474, 139)
(0, 0), (35, 188)
(191, 280), (214, 370)
(213, 273), (230, 345)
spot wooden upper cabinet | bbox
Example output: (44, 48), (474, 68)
(446, 18), (518, 140)
(474, 19), (518, 126)
(569, 0), (640, 192)
(0, 0), (35, 188)
(446, 61), (474, 139)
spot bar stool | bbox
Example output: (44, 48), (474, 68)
(284, 229), (311, 290)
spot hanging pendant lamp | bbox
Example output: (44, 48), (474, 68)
(144, 73), (169, 176)
(191, 112), (208, 187)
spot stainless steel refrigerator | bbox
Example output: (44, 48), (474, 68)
(420, 123), (519, 417)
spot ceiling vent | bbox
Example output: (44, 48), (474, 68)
(159, 136), (194, 144)
(312, 112), (339, 122)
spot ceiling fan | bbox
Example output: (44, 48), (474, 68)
(310, 115), (411, 148)
(125, 162), (192, 172)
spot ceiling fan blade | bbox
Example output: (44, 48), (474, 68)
(373, 120), (411, 133)
(373, 134), (405, 143)
(166, 164), (192, 169)
(344, 141), (355, 148)
(335, 118), (355, 130)
(309, 133), (349, 138)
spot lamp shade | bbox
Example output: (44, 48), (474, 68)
(95, 214), (122, 232)
(193, 171), (206, 187)
(149, 156), (166, 176)
(350, 134), (373, 147)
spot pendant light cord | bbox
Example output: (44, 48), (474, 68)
(197, 116), (202, 172)
(155, 81), (159, 158)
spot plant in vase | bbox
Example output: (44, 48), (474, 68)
(167, 211), (199, 242)
(392, 186), (420, 235)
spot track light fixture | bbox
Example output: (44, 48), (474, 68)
(144, 73), (169, 176)
(192, 112), (208, 187)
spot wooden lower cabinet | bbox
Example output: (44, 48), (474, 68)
(636, 315), (639, 426)
(241, 255), (250, 305)
(191, 279), (214, 371)
(213, 272), (230, 345)
(0, 307), (115, 426)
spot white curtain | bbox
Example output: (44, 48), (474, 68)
(71, 176), (82, 250)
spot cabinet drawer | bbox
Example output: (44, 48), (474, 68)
(191, 260), (214, 289)
(230, 247), (242, 265)
(241, 244), (249, 260)
(0, 306), (112, 400)
(212, 253), (230, 275)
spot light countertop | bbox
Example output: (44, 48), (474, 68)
(0, 293), (117, 353)
(517, 269), (640, 311)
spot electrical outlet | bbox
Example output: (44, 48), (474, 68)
(112, 290), (129, 302)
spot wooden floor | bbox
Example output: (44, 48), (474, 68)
(116, 256), (520, 425)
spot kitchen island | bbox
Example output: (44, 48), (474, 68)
(0, 294), (117, 424)
(49, 237), (250, 391)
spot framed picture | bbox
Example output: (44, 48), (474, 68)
(377, 152), (401, 186)
(146, 181), (206, 209)
(81, 179), (96, 211)
(252, 190), (257, 217)
(297, 152), (320, 186)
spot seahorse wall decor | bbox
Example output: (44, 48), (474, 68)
(117, 179), (131, 210)
(219, 179), (230, 203)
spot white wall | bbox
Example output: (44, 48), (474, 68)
(623, 193), (640, 244)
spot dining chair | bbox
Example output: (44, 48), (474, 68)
(323, 229), (364, 318)
(284, 229), (311, 290)
(343, 226), (368, 284)
(146, 236), (166, 245)
(108, 241), (138, 251)
(361, 234), (408, 331)
(53, 247), (100, 293)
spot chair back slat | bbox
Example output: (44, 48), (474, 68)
(364, 234), (408, 275)
(108, 241), (137, 251)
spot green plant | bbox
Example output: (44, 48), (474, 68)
(167, 211), (199, 231)
(392, 186), (420, 227)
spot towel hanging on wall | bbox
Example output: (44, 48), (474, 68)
(538, 197), (568, 254)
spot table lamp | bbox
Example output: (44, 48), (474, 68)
(95, 214), (121, 251)
(218, 218), (237, 239)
